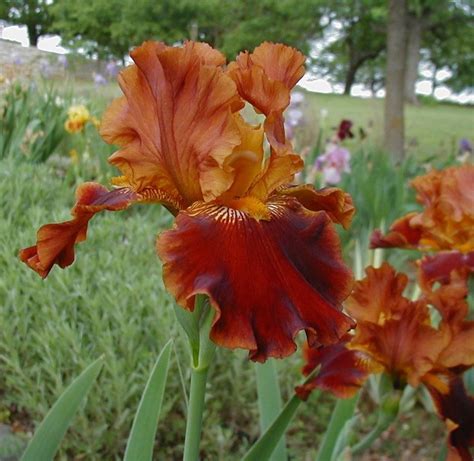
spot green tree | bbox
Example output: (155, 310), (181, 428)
(1, 0), (52, 46)
(424, 3), (474, 95)
(50, 0), (131, 59)
(313, 0), (386, 95)
(211, 0), (324, 58)
(49, 0), (324, 60)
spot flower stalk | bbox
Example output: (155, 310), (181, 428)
(182, 294), (216, 461)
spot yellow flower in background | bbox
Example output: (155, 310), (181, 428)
(69, 148), (79, 165)
(65, 105), (90, 134)
(91, 116), (101, 130)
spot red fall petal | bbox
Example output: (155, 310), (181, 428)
(19, 183), (135, 278)
(157, 196), (355, 362)
(370, 213), (422, 249)
(295, 335), (373, 400)
(424, 373), (474, 461)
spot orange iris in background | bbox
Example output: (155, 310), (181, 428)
(371, 165), (474, 254)
(20, 41), (356, 362)
(346, 263), (474, 461)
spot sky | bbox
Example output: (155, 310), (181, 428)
(1, 24), (473, 104)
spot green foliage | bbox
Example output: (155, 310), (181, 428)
(340, 148), (420, 240)
(50, 0), (324, 59)
(213, 0), (323, 58)
(123, 340), (172, 461)
(425, 2), (474, 94)
(314, 0), (386, 93)
(0, 82), (71, 163)
(255, 360), (287, 460)
(313, 0), (473, 95)
(21, 357), (104, 461)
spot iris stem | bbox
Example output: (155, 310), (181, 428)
(182, 294), (216, 461)
(352, 390), (399, 455)
(437, 443), (447, 461)
(183, 366), (211, 461)
(351, 422), (387, 454)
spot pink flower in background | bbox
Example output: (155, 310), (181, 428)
(284, 91), (305, 140)
(316, 145), (351, 185)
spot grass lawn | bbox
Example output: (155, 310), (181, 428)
(302, 91), (473, 158)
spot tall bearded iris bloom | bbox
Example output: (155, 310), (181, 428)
(20, 41), (355, 362)
(347, 263), (474, 460)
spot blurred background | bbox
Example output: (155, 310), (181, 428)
(0, 1), (473, 460)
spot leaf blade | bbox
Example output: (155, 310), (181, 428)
(123, 340), (173, 461)
(21, 356), (104, 461)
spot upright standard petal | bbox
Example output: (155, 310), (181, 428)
(19, 183), (136, 278)
(101, 41), (243, 207)
(226, 42), (306, 201)
(295, 335), (373, 400)
(157, 196), (354, 362)
(345, 263), (410, 323)
(227, 42), (305, 116)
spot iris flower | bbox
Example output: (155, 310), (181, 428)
(346, 263), (474, 460)
(371, 165), (474, 254)
(20, 41), (356, 362)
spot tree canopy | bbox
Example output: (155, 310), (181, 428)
(1, 0), (472, 96)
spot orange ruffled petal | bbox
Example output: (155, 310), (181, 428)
(418, 251), (474, 324)
(19, 183), (136, 278)
(226, 42), (306, 201)
(279, 184), (355, 229)
(227, 42), (305, 116)
(157, 196), (355, 362)
(101, 41), (244, 207)
(346, 264), (447, 386)
(295, 335), (373, 400)
(371, 165), (474, 253)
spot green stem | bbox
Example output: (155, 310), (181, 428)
(437, 443), (447, 461)
(351, 390), (400, 455)
(315, 393), (360, 461)
(243, 394), (303, 461)
(181, 295), (217, 461)
(255, 360), (287, 461)
(351, 423), (386, 454)
(183, 367), (210, 461)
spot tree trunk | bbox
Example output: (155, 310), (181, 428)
(431, 65), (439, 96)
(404, 16), (422, 104)
(344, 63), (358, 95)
(27, 23), (39, 47)
(384, 0), (407, 163)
